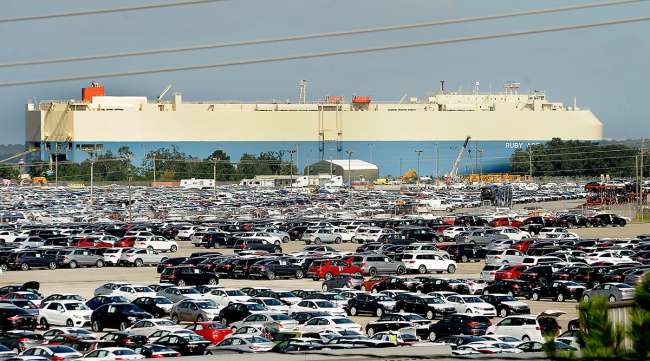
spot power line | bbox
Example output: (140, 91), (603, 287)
(1, 16), (648, 88)
(0, 0), (227, 24)
(0, 0), (643, 68)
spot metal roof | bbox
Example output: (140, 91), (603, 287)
(324, 159), (378, 171)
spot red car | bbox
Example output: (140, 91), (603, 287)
(74, 238), (113, 248)
(361, 276), (389, 292)
(306, 259), (364, 280)
(185, 322), (232, 343)
(488, 217), (523, 228)
(114, 237), (136, 248)
(495, 264), (528, 280)
(511, 239), (534, 253)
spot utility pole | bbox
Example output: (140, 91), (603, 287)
(152, 155), (156, 186)
(641, 138), (645, 211)
(287, 149), (296, 188)
(54, 153), (58, 187)
(528, 145), (533, 180)
(415, 150), (423, 188)
(212, 158), (217, 200)
(346, 150), (353, 201)
(435, 143), (439, 180)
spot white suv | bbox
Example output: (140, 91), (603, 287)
(400, 252), (456, 274)
(486, 312), (564, 341)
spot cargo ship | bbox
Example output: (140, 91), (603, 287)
(25, 82), (602, 176)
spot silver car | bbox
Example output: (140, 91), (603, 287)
(230, 312), (298, 331)
(159, 287), (204, 304)
(302, 228), (343, 245)
(583, 283), (635, 302)
(170, 299), (220, 323)
(348, 254), (406, 276)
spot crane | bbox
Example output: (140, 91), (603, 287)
(446, 136), (471, 183)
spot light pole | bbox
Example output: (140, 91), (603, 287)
(345, 150), (353, 201)
(415, 150), (423, 188)
(89, 155), (95, 206)
(287, 149), (296, 188)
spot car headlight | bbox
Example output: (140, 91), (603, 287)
(127, 316), (137, 321)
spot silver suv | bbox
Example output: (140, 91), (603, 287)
(302, 228), (343, 245)
(56, 249), (104, 268)
(348, 254), (406, 276)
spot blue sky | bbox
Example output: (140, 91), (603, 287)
(0, 0), (649, 144)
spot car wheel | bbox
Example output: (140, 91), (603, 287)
(619, 220), (627, 227)
(418, 265), (427, 274)
(69, 261), (77, 269)
(334, 237), (342, 244)
(170, 245), (178, 252)
(204, 351), (213, 355)
(322, 284), (328, 291)
(354, 272), (362, 278)
(396, 266), (405, 275)
(208, 278), (218, 285)
(273, 247), (282, 253)
(177, 279), (186, 287)
(295, 270), (304, 279)
(96, 260), (104, 268)
(369, 268), (377, 277)
(221, 317), (228, 325)
(325, 272), (333, 280)
(48, 262), (57, 270)
(582, 295), (590, 302)
(196, 315), (204, 322)
(522, 335), (530, 342)
(371, 288), (378, 294)
(399, 309), (406, 314)
(314, 238), (321, 245)
(429, 331), (437, 342)
(500, 308), (508, 318)
(40, 318), (49, 330)
(532, 292), (540, 301)
(312, 277), (319, 281)
(0, 264), (7, 272)
(506, 291), (514, 297)
(350, 306), (357, 316)
(66, 319), (74, 327)
(282, 236), (289, 243)
(119, 321), (129, 331)
(557, 293), (565, 302)
(376, 308), (384, 317)
(609, 295), (616, 303)
(267, 271), (275, 280)
(134, 259), (144, 267)
(461, 255), (469, 263)
(147, 246), (154, 251)
(92, 320), (103, 332)
(172, 314), (180, 324)
(20, 263), (29, 271)
(367, 327), (375, 337)
(447, 264), (456, 274)
(426, 310), (434, 320)
(466, 309), (473, 314)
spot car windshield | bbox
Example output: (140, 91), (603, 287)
(134, 287), (153, 292)
(185, 335), (205, 342)
(154, 297), (173, 304)
(315, 301), (335, 308)
(247, 304), (266, 311)
(269, 314), (291, 321)
(263, 299), (283, 306)
(461, 297), (484, 303)
(196, 301), (218, 309)
(332, 318), (354, 324)
(402, 314), (427, 321)
(48, 346), (77, 353)
(423, 297), (444, 304)
(248, 336), (271, 344)
(225, 290), (245, 296)
(64, 303), (89, 311)
(495, 295), (517, 302)
(275, 292), (296, 298)
(179, 289), (199, 295)
(117, 304), (143, 313)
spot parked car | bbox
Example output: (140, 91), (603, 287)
(346, 294), (396, 317)
(394, 294), (455, 320)
(118, 249), (167, 267)
(486, 312), (563, 342)
(480, 294), (531, 318)
(170, 299), (221, 323)
(306, 259), (363, 280)
(582, 283), (636, 302)
(131, 297), (174, 318)
(8, 251), (56, 271)
(321, 274), (364, 291)
(343, 254), (406, 276)
(154, 334), (210, 356)
(530, 281), (586, 302)
(38, 301), (92, 328)
(184, 322), (232, 344)
(400, 252), (457, 274)
(427, 314), (491, 341)
(159, 266), (219, 286)
(90, 304), (151, 332)
(0, 306), (37, 331)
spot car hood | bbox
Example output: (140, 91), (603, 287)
(501, 301), (529, 308)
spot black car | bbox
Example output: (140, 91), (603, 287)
(482, 280), (532, 298)
(133, 344), (180, 358)
(229, 258), (262, 279)
(346, 294), (395, 317)
(480, 294), (531, 317)
(397, 227), (440, 243)
(156, 257), (189, 273)
(0, 307), (37, 331)
(364, 276), (414, 293)
(90, 303), (151, 332)
(201, 233), (229, 248)
(454, 216), (488, 227)
(427, 314), (491, 341)
(365, 313), (431, 339)
(529, 281), (586, 302)
(291, 311), (331, 324)
(248, 259), (304, 280)
(233, 239), (281, 253)
(0, 330), (43, 351)
(159, 266), (219, 286)
(8, 251), (56, 271)
(321, 274), (363, 291)
(131, 297), (174, 318)
(217, 302), (266, 325)
(100, 332), (148, 347)
(589, 213), (628, 227)
(394, 294), (456, 320)
(415, 278), (468, 294)
(556, 214), (591, 228)
(0, 283), (40, 298)
(154, 334), (210, 356)
(518, 265), (555, 284)
(85, 296), (129, 310)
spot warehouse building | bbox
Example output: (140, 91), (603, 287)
(305, 159), (379, 183)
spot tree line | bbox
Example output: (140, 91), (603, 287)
(510, 138), (643, 177)
(21, 146), (297, 183)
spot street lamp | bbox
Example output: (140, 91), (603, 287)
(287, 149), (296, 188)
(415, 150), (423, 187)
(345, 150), (353, 198)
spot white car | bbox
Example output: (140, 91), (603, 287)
(0, 230), (20, 243)
(299, 316), (363, 333)
(494, 227), (531, 241)
(204, 288), (250, 307)
(538, 227), (578, 239)
(484, 250), (525, 266)
(134, 236), (178, 253)
(83, 347), (144, 361)
(111, 285), (157, 302)
(20, 346), (82, 360)
(176, 226), (198, 240)
(102, 248), (127, 266)
(207, 335), (274, 353)
(94, 282), (131, 296)
(584, 251), (633, 265)
(124, 319), (182, 337)
(444, 295), (497, 317)
(481, 334), (523, 347)
(39, 301), (92, 328)
(400, 252), (457, 274)
(289, 300), (346, 317)
(443, 227), (468, 239)
(249, 298), (290, 313)
(486, 311), (565, 342)
(230, 312), (298, 331)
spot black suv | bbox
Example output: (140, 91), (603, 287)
(0, 306), (37, 331)
(482, 280), (532, 298)
(233, 239), (281, 253)
(90, 303), (151, 332)
(365, 313), (431, 339)
(427, 314), (491, 341)
(159, 266), (219, 286)
(248, 259), (304, 280)
(345, 294), (395, 317)
(8, 251), (57, 271)
(529, 281), (586, 302)
(394, 294), (456, 320)
(217, 302), (266, 325)
(481, 294), (531, 317)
